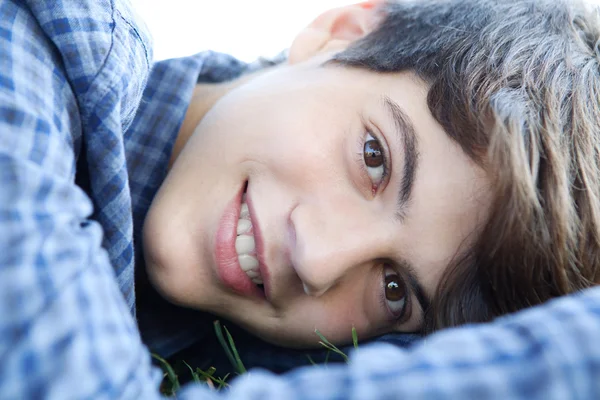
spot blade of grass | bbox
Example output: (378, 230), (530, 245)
(182, 361), (201, 384)
(213, 320), (238, 372)
(196, 369), (230, 390)
(352, 327), (359, 350)
(318, 341), (348, 362)
(195, 368), (214, 381)
(315, 329), (349, 363)
(213, 320), (247, 374)
(223, 325), (247, 374)
(217, 373), (231, 389)
(152, 353), (180, 393)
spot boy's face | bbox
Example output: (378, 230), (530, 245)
(143, 55), (493, 347)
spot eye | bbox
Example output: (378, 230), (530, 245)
(363, 132), (389, 190)
(381, 265), (408, 320)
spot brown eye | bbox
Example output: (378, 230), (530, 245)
(383, 267), (408, 318)
(385, 274), (406, 301)
(364, 139), (383, 168)
(363, 132), (387, 188)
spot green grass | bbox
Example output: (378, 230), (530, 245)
(153, 322), (358, 396)
(314, 329), (350, 363)
(213, 320), (247, 374)
(152, 353), (181, 396)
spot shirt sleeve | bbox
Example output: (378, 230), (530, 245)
(0, 2), (163, 398)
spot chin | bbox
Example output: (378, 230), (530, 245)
(222, 316), (319, 349)
(142, 209), (201, 307)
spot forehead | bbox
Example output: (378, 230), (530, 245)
(379, 71), (493, 291)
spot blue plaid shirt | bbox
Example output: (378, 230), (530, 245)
(1, 0), (599, 398)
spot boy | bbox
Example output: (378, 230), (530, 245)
(1, 0), (599, 398)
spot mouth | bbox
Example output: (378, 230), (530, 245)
(215, 181), (267, 299)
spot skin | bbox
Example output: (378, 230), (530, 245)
(143, 2), (492, 348)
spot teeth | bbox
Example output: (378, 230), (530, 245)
(237, 254), (263, 283)
(303, 283), (326, 297)
(240, 203), (250, 219)
(235, 235), (255, 254)
(245, 269), (259, 278)
(238, 254), (259, 271)
(235, 198), (263, 286)
(303, 283), (311, 295)
(237, 219), (252, 235)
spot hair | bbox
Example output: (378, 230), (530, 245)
(331, 0), (600, 332)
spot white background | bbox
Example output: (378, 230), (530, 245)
(130, 1), (355, 62)
(131, 0), (600, 63)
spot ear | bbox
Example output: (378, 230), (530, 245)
(288, 1), (385, 65)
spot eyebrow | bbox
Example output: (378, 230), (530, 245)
(381, 97), (430, 318)
(381, 96), (420, 221)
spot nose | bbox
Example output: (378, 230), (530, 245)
(289, 199), (389, 297)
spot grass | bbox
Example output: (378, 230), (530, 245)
(213, 320), (247, 374)
(314, 329), (350, 363)
(154, 322), (358, 396)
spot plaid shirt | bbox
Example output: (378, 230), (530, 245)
(1, 0), (599, 398)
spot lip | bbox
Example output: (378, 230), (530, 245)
(245, 190), (271, 301)
(215, 182), (265, 299)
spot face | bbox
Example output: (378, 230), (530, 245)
(143, 55), (492, 348)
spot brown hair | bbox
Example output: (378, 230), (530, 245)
(332, 0), (600, 331)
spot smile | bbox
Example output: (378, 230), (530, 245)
(215, 181), (267, 299)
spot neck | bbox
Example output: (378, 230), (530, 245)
(170, 67), (277, 168)
(169, 82), (229, 167)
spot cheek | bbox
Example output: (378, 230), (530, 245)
(209, 85), (347, 164)
(263, 306), (359, 348)
(235, 124), (343, 191)
(273, 286), (377, 347)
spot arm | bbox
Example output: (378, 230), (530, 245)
(0, 1), (165, 398)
